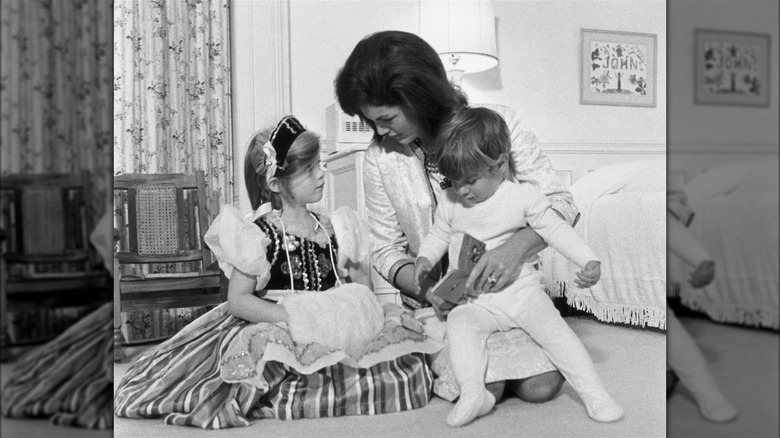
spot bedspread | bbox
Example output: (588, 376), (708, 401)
(672, 160), (779, 330)
(541, 160), (667, 329)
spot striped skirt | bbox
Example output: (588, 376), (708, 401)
(114, 306), (433, 429)
(1, 302), (114, 429)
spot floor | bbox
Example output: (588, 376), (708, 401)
(667, 316), (779, 438)
(112, 316), (667, 438)
(4, 310), (773, 437)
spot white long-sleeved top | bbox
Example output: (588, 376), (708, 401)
(363, 104), (577, 285)
(418, 180), (598, 277)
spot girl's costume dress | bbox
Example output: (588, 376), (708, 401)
(1, 207), (115, 429)
(1, 302), (113, 429)
(113, 206), (440, 429)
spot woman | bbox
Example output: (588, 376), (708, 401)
(335, 30), (577, 403)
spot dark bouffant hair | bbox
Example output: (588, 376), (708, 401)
(335, 30), (468, 143)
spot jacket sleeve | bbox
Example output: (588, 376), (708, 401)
(499, 105), (578, 225)
(362, 144), (415, 285)
(417, 193), (452, 265)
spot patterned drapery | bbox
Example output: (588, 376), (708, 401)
(0, 0), (113, 220)
(113, 0), (234, 217)
(113, 0), (233, 343)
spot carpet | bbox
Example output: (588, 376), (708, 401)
(112, 317), (667, 437)
(667, 317), (779, 438)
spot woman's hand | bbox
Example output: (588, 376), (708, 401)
(465, 227), (547, 294)
(413, 257), (433, 292)
(574, 260), (601, 288)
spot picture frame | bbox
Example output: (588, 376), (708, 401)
(580, 29), (657, 108)
(694, 29), (771, 107)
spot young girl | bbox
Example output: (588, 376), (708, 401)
(667, 194), (739, 423)
(114, 115), (440, 429)
(414, 107), (624, 427)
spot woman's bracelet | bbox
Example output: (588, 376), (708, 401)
(388, 259), (414, 289)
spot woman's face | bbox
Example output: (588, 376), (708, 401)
(360, 105), (422, 145)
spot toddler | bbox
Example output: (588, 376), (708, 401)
(415, 107), (624, 427)
(667, 203), (738, 422)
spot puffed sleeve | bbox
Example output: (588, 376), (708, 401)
(204, 204), (272, 288)
(330, 206), (370, 270)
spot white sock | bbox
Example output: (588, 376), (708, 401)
(447, 388), (496, 427)
(667, 308), (738, 423)
(698, 391), (738, 423)
(581, 391), (625, 423)
(445, 305), (500, 427)
(514, 290), (625, 423)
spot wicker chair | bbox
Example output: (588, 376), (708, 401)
(113, 171), (225, 361)
(0, 172), (110, 360)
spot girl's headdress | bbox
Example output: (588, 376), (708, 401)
(250, 115), (307, 180)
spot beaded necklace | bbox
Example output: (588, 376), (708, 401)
(413, 139), (452, 190)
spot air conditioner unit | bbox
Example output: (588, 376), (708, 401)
(326, 104), (374, 149)
(317, 105), (400, 300)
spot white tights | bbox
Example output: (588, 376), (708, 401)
(667, 215), (737, 422)
(445, 287), (623, 426)
(667, 308), (738, 422)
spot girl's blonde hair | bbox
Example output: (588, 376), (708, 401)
(244, 130), (321, 210)
(436, 107), (516, 181)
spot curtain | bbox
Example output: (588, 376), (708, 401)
(0, 0), (113, 220)
(113, 0), (234, 217)
(113, 0), (233, 343)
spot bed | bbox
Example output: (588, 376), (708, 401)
(540, 159), (667, 329)
(669, 160), (779, 330)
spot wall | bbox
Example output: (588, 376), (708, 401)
(667, 0), (779, 183)
(231, 0), (667, 211)
(465, 0), (666, 145)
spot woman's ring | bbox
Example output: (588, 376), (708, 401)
(487, 274), (498, 286)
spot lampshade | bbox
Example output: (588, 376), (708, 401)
(419, 0), (498, 76)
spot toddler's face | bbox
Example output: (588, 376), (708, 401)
(451, 167), (503, 204)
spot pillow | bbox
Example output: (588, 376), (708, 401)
(685, 160), (779, 210)
(570, 159), (665, 206)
